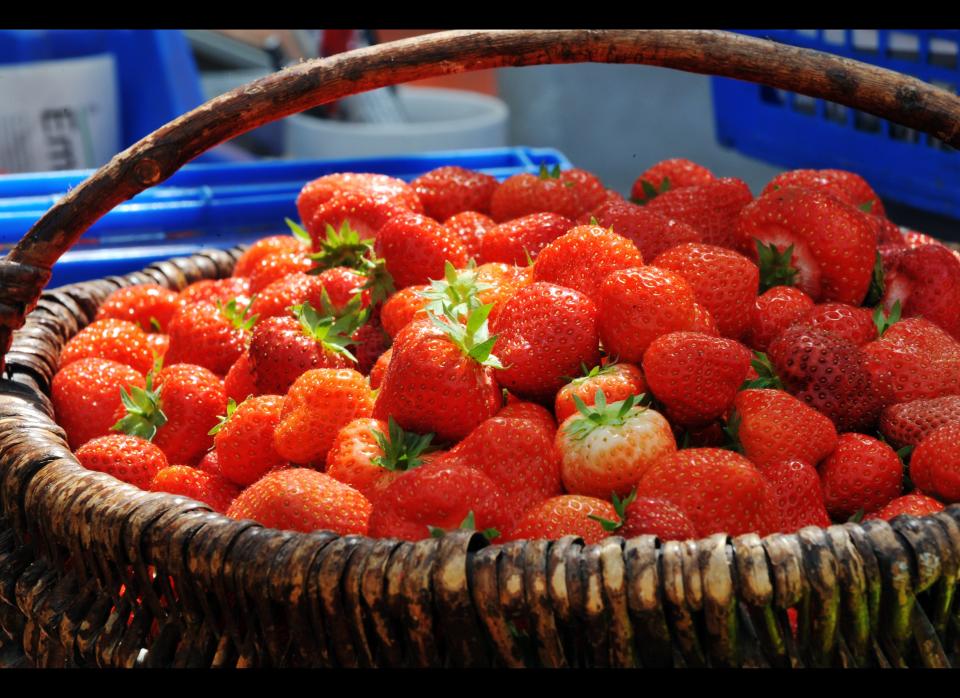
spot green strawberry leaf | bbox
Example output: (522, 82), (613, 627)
(217, 297), (259, 332)
(847, 509), (865, 524)
(208, 398), (239, 436)
(741, 351), (784, 391)
(872, 299), (902, 338)
(864, 251), (886, 307)
(640, 179), (659, 202)
(565, 391), (646, 441)
(371, 417), (435, 472)
(858, 200), (876, 214)
(721, 410), (744, 454)
(589, 216), (600, 226)
(428, 510), (499, 541)
(308, 220), (376, 272)
(285, 217), (313, 245)
(149, 316), (163, 333)
(896, 444), (915, 462)
(112, 373), (167, 441)
(756, 239), (799, 293)
(659, 177), (672, 194)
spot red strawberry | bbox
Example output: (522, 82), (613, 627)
(652, 243), (759, 340)
(350, 312), (390, 376)
(374, 211), (469, 289)
(223, 351), (259, 403)
(910, 423), (960, 503)
(532, 225), (644, 302)
(630, 158), (716, 203)
(864, 493), (945, 521)
(489, 166), (602, 222)
(556, 393), (676, 499)
(506, 495), (617, 544)
(582, 198), (703, 261)
(59, 319), (155, 375)
(149, 364), (227, 466)
(642, 332), (752, 428)
(177, 277), (251, 309)
(559, 168), (609, 214)
(274, 368), (375, 466)
(314, 266), (370, 311)
(862, 317), (960, 406)
(233, 234), (310, 279)
(879, 244), (960, 340)
(801, 303), (877, 346)
(820, 433), (903, 518)
(879, 395), (960, 449)
(248, 272), (325, 321)
(75, 434), (168, 490)
(214, 394), (288, 486)
(737, 186), (877, 304)
(478, 212), (573, 266)
(690, 302), (720, 336)
(636, 448), (779, 537)
(369, 347), (391, 390)
(443, 211), (496, 260)
(146, 333), (170, 360)
(149, 465), (241, 513)
(767, 323), (882, 432)
(617, 495), (697, 540)
(380, 284), (430, 338)
(368, 460), (510, 541)
(227, 468), (372, 535)
(165, 299), (256, 377)
(297, 172), (422, 226)
(412, 166), (498, 221)
(757, 459), (830, 533)
(597, 266), (697, 363)
(51, 358), (145, 449)
(305, 191), (406, 248)
(554, 362), (646, 424)
(731, 389), (839, 469)
(744, 286), (816, 352)
(196, 449), (221, 476)
(491, 282), (601, 403)
(95, 284), (181, 333)
(761, 169), (886, 217)
(247, 249), (314, 294)
(646, 177), (753, 252)
(474, 262), (533, 326)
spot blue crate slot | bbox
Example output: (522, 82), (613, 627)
(712, 29), (960, 219)
(0, 146), (574, 288)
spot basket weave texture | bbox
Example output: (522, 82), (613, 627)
(3, 30), (960, 668)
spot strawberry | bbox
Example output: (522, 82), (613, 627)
(367, 460), (510, 541)
(314, 266), (370, 311)
(820, 433), (903, 518)
(636, 448), (779, 537)
(75, 434), (168, 490)
(491, 282), (601, 403)
(369, 347), (391, 390)
(582, 199), (703, 261)
(412, 166), (498, 221)
(51, 358), (146, 449)
(730, 389), (838, 469)
(165, 299), (256, 377)
(297, 172), (422, 227)
(145, 364), (227, 466)
(910, 423), (960, 503)
(274, 368), (375, 466)
(248, 301), (359, 395)
(146, 333), (170, 360)
(642, 332), (752, 428)
(757, 459), (830, 533)
(761, 169), (886, 217)
(325, 417), (435, 502)
(350, 311), (390, 376)
(478, 212), (573, 266)
(213, 394), (288, 486)
(196, 449), (221, 476)
(879, 395), (960, 449)
(652, 243), (759, 340)
(862, 317), (960, 406)
(767, 323), (883, 432)
(223, 351), (259, 403)
(630, 158), (716, 203)
(690, 302), (720, 336)
(443, 211), (496, 260)
(380, 285), (430, 338)
(554, 362), (646, 424)
(373, 307), (501, 444)
(506, 495), (617, 544)
(248, 272), (325, 321)
(59, 319), (155, 375)
(646, 177), (753, 252)
(800, 303), (877, 346)
(556, 393), (676, 499)
(744, 286), (816, 352)
(489, 165), (601, 222)
(227, 468), (372, 535)
(559, 168), (609, 214)
(597, 266), (698, 363)
(737, 186), (877, 304)
(532, 225), (645, 302)
(305, 190), (406, 248)
(374, 211), (469, 289)
(95, 284), (181, 333)
(879, 244), (960, 340)
(149, 466), (241, 513)
(474, 262), (532, 326)
(247, 248), (314, 294)
(177, 277), (251, 309)
(616, 494), (698, 540)
(233, 233), (310, 279)
(864, 493), (944, 521)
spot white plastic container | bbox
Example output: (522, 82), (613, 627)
(284, 87), (509, 159)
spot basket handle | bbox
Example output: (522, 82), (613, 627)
(2, 28), (959, 368)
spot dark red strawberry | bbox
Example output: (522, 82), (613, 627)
(744, 286), (816, 352)
(910, 423), (960, 503)
(412, 166), (498, 221)
(879, 244), (960, 340)
(761, 169), (886, 217)
(631, 158), (716, 203)
(801, 303), (877, 346)
(756, 459), (830, 533)
(479, 212), (574, 266)
(646, 177), (753, 252)
(820, 433), (903, 519)
(374, 211), (469, 289)
(879, 395), (960, 449)
(582, 198), (703, 261)
(864, 493), (945, 521)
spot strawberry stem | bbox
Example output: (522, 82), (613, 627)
(756, 239), (799, 293)
(564, 391), (647, 441)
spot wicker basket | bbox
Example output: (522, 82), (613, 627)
(2, 30), (960, 668)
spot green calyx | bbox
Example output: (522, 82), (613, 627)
(371, 417), (435, 473)
(721, 410), (744, 454)
(873, 299), (902, 338)
(428, 510), (500, 541)
(858, 200), (876, 214)
(291, 297), (364, 364)
(303, 219), (374, 272)
(864, 251), (886, 307)
(538, 162), (562, 180)
(565, 361), (618, 386)
(740, 351), (783, 391)
(588, 489), (638, 532)
(217, 297), (259, 332)
(418, 260), (491, 320)
(756, 239), (799, 293)
(564, 391), (647, 442)
(112, 372), (167, 441)
(208, 398), (239, 437)
(285, 217), (313, 246)
(630, 176), (671, 205)
(428, 301), (503, 369)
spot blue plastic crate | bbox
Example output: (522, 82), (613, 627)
(0, 146), (573, 287)
(712, 30), (960, 218)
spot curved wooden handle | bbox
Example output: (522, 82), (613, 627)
(2, 28), (959, 366)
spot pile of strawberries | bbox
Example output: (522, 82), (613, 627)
(50, 158), (960, 545)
